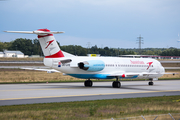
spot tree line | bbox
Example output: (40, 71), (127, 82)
(0, 38), (179, 56)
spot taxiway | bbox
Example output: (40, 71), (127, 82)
(0, 80), (180, 106)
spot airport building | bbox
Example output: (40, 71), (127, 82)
(0, 50), (25, 58)
(0, 52), (4, 57)
(87, 54), (101, 57)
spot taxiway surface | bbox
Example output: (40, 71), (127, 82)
(0, 80), (180, 106)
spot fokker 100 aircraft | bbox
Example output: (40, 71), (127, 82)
(4, 29), (175, 88)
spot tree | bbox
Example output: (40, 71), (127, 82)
(9, 38), (33, 55)
(1, 38), (180, 57)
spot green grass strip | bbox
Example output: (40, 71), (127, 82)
(0, 96), (180, 120)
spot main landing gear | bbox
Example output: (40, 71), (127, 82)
(148, 78), (154, 85)
(112, 77), (121, 88)
(84, 79), (93, 87)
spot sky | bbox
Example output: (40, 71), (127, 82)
(0, 0), (180, 49)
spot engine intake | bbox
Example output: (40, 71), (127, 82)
(78, 60), (105, 72)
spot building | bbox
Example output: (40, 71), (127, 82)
(87, 54), (101, 57)
(3, 50), (25, 58)
(0, 52), (4, 57)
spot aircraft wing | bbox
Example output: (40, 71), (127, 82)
(107, 72), (139, 77)
(108, 72), (177, 77)
(163, 72), (177, 75)
(21, 68), (61, 73)
(142, 72), (177, 76)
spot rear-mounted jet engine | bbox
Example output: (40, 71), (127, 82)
(78, 60), (105, 72)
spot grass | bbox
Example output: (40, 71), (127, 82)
(0, 57), (43, 61)
(0, 63), (43, 66)
(158, 59), (180, 61)
(161, 63), (180, 67)
(161, 69), (180, 79)
(0, 69), (180, 83)
(0, 69), (83, 83)
(0, 96), (179, 120)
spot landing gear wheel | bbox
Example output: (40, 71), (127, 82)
(148, 81), (153, 85)
(84, 80), (93, 87)
(112, 81), (121, 88)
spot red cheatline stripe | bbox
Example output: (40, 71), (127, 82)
(45, 50), (64, 58)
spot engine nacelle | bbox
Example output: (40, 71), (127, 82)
(78, 60), (105, 72)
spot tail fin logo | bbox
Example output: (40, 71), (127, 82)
(147, 62), (153, 70)
(45, 40), (54, 49)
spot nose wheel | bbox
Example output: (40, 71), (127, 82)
(112, 77), (121, 88)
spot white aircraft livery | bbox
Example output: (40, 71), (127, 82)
(5, 29), (175, 88)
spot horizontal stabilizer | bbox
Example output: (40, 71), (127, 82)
(4, 31), (64, 35)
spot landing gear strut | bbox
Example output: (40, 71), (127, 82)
(84, 79), (93, 87)
(112, 77), (121, 88)
(148, 78), (154, 85)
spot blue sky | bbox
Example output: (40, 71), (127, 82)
(0, 0), (180, 48)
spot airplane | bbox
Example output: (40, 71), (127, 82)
(4, 29), (175, 88)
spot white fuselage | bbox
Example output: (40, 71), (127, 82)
(44, 56), (165, 79)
